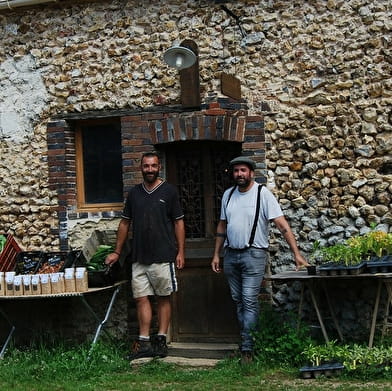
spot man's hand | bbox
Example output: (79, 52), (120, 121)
(211, 255), (221, 273)
(295, 254), (309, 271)
(105, 252), (119, 267)
(176, 253), (185, 269)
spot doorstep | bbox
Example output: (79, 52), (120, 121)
(169, 342), (238, 359)
(130, 356), (221, 367)
(130, 343), (238, 367)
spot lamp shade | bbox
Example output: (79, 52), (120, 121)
(163, 46), (197, 70)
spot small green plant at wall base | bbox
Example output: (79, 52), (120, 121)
(252, 304), (313, 367)
(302, 341), (392, 376)
(302, 340), (338, 366)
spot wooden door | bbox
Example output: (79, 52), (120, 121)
(171, 241), (239, 342)
(162, 140), (241, 342)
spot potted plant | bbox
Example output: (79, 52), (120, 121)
(300, 341), (344, 378)
(301, 341), (392, 379)
(317, 228), (392, 275)
(364, 231), (392, 273)
(306, 241), (319, 275)
(318, 243), (350, 276)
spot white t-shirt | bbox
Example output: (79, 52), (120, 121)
(220, 182), (283, 249)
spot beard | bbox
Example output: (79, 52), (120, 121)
(234, 176), (252, 189)
(142, 170), (159, 184)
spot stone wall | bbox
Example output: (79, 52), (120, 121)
(0, 0), (391, 341)
(0, 0), (390, 253)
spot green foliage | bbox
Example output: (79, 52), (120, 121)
(302, 340), (339, 366)
(315, 230), (392, 266)
(252, 304), (313, 367)
(0, 234), (6, 252)
(1, 340), (392, 390)
(0, 340), (128, 382)
(302, 341), (392, 380)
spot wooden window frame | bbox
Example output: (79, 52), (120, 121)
(75, 119), (123, 212)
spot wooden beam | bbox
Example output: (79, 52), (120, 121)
(179, 40), (201, 109)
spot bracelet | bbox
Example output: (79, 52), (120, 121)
(215, 233), (226, 238)
(113, 251), (120, 256)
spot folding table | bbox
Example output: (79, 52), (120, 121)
(0, 280), (128, 359)
(268, 271), (392, 347)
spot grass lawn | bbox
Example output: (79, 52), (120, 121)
(0, 342), (391, 391)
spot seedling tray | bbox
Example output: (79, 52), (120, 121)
(318, 262), (345, 276)
(366, 256), (392, 274)
(346, 261), (367, 275)
(318, 261), (367, 276)
(300, 362), (344, 378)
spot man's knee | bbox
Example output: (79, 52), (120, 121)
(135, 296), (149, 306)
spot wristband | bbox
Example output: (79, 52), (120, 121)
(113, 251), (120, 256)
(215, 233), (226, 238)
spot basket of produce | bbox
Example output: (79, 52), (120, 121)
(36, 251), (73, 274)
(14, 251), (45, 275)
(86, 245), (120, 287)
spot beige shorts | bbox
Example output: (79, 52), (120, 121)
(131, 262), (178, 298)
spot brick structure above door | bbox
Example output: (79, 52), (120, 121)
(120, 99), (266, 190)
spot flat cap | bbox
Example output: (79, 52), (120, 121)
(229, 156), (256, 170)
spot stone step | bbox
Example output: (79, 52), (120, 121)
(131, 356), (222, 367)
(130, 343), (239, 367)
(168, 342), (238, 359)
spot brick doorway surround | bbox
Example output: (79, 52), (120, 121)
(46, 98), (266, 250)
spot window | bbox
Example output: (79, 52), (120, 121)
(165, 141), (241, 239)
(75, 119), (123, 211)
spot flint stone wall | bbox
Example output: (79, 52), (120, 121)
(0, 0), (391, 342)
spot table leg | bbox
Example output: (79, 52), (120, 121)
(322, 281), (344, 342)
(0, 307), (16, 359)
(80, 285), (122, 358)
(381, 281), (392, 343)
(297, 283), (305, 332)
(369, 279), (382, 348)
(307, 281), (329, 343)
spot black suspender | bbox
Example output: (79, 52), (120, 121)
(225, 185), (237, 208)
(248, 184), (262, 247)
(225, 184), (263, 248)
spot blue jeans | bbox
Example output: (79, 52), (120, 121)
(223, 247), (267, 352)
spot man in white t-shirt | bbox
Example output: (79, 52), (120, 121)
(211, 156), (308, 363)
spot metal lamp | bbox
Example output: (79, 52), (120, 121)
(163, 46), (197, 70)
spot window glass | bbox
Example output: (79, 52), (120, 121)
(76, 120), (123, 208)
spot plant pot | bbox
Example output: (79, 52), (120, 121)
(366, 257), (392, 274)
(346, 261), (367, 275)
(318, 262), (344, 276)
(307, 266), (317, 275)
(299, 363), (344, 379)
(318, 262), (335, 276)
